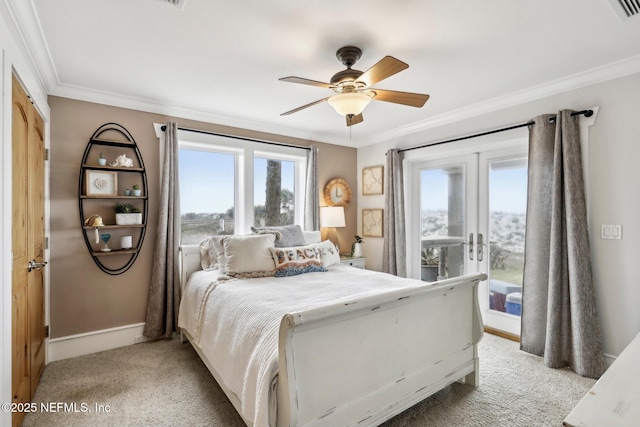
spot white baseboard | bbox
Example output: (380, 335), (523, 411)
(47, 322), (147, 363)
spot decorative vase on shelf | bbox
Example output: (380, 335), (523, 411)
(97, 153), (107, 166)
(123, 189), (131, 196)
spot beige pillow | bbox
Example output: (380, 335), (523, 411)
(223, 234), (276, 275)
(199, 237), (219, 270)
(211, 237), (226, 272)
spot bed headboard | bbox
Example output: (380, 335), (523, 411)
(179, 245), (202, 289)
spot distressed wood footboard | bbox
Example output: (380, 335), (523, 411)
(276, 272), (487, 427)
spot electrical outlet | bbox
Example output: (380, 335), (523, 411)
(601, 224), (622, 240)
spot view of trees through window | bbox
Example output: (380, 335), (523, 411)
(179, 147), (297, 245)
(254, 157), (295, 227)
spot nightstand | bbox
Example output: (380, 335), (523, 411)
(339, 256), (366, 269)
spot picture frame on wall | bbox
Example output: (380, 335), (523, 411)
(85, 171), (117, 196)
(362, 208), (384, 237)
(362, 165), (384, 195)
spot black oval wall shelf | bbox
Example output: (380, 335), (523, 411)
(78, 123), (148, 275)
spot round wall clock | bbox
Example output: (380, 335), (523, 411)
(323, 178), (352, 209)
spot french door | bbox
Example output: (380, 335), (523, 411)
(409, 146), (527, 336)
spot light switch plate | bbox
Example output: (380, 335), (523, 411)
(601, 224), (622, 240)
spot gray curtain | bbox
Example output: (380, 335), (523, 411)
(382, 149), (407, 277)
(144, 122), (181, 339)
(304, 145), (320, 231)
(520, 110), (605, 378)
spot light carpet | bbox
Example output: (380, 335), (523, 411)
(23, 333), (595, 426)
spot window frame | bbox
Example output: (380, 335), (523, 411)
(177, 130), (307, 236)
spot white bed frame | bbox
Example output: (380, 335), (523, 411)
(180, 245), (487, 427)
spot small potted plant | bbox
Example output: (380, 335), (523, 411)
(97, 152), (107, 166)
(351, 235), (364, 257)
(114, 202), (142, 225)
(421, 248), (439, 281)
(123, 188), (131, 196)
(132, 184), (142, 197)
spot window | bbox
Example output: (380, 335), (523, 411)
(178, 132), (307, 244)
(254, 156), (296, 227)
(179, 149), (236, 243)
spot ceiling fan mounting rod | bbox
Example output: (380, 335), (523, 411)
(336, 46), (362, 68)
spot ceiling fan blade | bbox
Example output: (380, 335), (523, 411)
(279, 76), (335, 89)
(280, 97), (330, 116)
(356, 56), (409, 87)
(346, 113), (364, 127)
(371, 89), (430, 108)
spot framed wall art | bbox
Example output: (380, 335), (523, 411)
(362, 208), (383, 237)
(362, 165), (384, 195)
(85, 171), (118, 196)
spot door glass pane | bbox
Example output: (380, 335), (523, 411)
(420, 165), (465, 281)
(179, 148), (235, 244)
(254, 157), (295, 227)
(488, 158), (527, 317)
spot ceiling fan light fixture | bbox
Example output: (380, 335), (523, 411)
(327, 92), (371, 116)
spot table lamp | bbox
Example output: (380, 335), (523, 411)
(320, 206), (346, 250)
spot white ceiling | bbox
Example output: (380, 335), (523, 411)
(7, 0), (640, 147)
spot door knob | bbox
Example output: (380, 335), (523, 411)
(28, 259), (48, 272)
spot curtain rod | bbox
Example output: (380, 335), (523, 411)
(398, 109), (593, 154)
(161, 125), (311, 151)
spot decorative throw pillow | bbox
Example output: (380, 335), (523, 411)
(315, 240), (341, 267)
(211, 236), (227, 273)
(269, 245), (327, 277)
(302, 230), (322, 244)
(223, 234), (276, 275)
(199, 237), (215, 270)
(199, 236), (224, 270)
(251, 224), (306, 248)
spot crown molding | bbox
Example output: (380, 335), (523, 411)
(365, 54), (640, 146)
(8, 0), (640, 147)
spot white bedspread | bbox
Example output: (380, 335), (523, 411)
(178, 265), (426, 427)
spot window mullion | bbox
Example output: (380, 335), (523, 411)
(238, 147), (255, 234)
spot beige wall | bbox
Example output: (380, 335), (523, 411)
(49, 96), (357, 338)
(357, 72), (640, 359)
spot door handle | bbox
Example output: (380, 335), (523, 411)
(468, 233), (474, 261)
(28, 259), (48, 272)
(477, 233), (484, 262)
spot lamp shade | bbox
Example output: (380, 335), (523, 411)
(320, 206), (346, 228)
(327, 92), (371, 116)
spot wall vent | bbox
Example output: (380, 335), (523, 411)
(607, 0), (640, 20)
(164, 0), (187, 10)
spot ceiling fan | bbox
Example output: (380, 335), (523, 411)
(279, 46), (430, 127)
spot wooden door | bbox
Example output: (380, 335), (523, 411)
(12, 74), (46, 427)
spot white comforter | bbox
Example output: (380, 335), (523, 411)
(178, 265), (425, 427)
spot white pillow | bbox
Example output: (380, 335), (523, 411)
(302, 230), (322, 244)
(211, 237), (227, 273)
(315, 240), (341, 267)
(223, 234), (276, 275)
(199, 237), (217, 270)
(199, 236), (225, 270)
